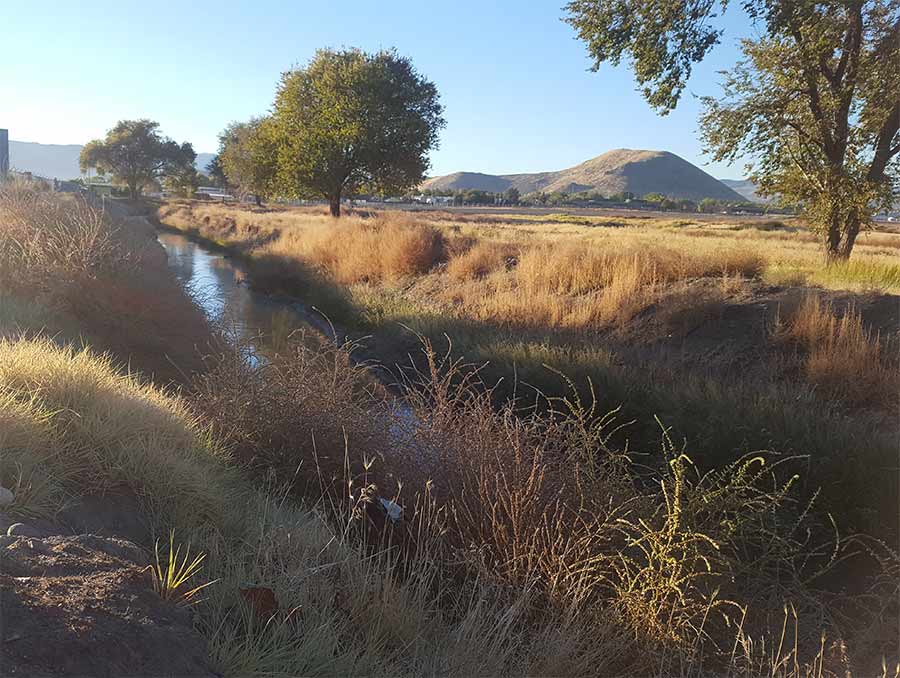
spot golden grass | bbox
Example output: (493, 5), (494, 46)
(0, 185), (213, 381)
(778, 295), (898, 407)
(0, 337), (234, 530)
(3, 190), (896, 675)
(1, 309), (895, 675)
(446, 239), (519, 280)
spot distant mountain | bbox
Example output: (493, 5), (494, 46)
(422, 149), (745, 202)
(9, 140), (215, 180)
(195, 153), (216, 174)
(719, 178), (769, 203)
(10, 141), (83, 180)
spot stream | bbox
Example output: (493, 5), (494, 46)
(157, 229), (428, 478)
(157, 230), (319, 347)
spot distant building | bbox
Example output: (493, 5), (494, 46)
(0, 128), (9, 179)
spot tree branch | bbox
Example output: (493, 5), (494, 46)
(868, 100), (900, 181)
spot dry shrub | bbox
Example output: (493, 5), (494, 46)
(258, 213), (445, 285)
(165, 321), (897, 672)
(0, 180), (122, 289)
(778, 295), (897, 407)
(447, 240), (519, 280)
(516, 242), (617, 295)
(189, 333), (394, 498)
(389, 340), (878, 668)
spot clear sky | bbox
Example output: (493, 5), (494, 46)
(4, 1), (757, 179)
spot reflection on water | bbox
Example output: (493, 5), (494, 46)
(158, 231), (311, 346)
(159, 229), (425, 461)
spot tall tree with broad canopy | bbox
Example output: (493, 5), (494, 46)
(271, 48), (445, 217)
(565, 0), (900, 260)
(80, 120), (196, 200)
(216, 118), (277, 205)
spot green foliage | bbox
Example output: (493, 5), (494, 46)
(217, 118), (277, 204)
(149, 530), (216, 606)
(565, 0), (725, 111)
(205, 154), (228, 188)
(700, 1), (900, 259)
(565, 0), (900, 259)
(79, 120), (196, 200)
(270, 48), (445, 216)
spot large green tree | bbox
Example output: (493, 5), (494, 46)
(271, 48), (445, 216)
(216, 117), (277, 205)
(566, 0), (900, 259)
(80, 120), (196, 200)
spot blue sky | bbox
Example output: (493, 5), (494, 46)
(4, 1), (756, 179)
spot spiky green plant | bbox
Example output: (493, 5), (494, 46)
(149, 530), (217, 606)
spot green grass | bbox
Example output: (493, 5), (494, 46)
(766, 258), (900, 292)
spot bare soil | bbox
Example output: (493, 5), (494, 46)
(0, 519), (216, 677)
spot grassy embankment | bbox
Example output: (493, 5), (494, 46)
(2, 184), (897, 675)
(157, 201), (900, 538)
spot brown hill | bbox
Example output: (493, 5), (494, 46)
(422, 149), (745, 201)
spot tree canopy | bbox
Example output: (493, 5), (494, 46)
(270, 48), (445, 216)
(216, 118), (277, 205)
(80, 120), (196, 200)
(566, 0), (900, 259)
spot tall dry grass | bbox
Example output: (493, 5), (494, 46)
(0, 184), (213, 380)
(184, 329), (899, 674)
(777, 295), (898, 407)
(156, 201), (771, 333)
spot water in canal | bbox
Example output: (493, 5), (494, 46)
(157, 230), (316, 348)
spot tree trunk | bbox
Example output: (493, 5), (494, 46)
(824, 209), (860, 262)
(329, 193), (341, 218)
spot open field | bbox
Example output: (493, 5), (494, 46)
(156, 202), (900, 535)
(1, 186), (898, 676)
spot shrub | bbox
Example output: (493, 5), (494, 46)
(447, 240), (519, 280)
(777, 295), (898, 408)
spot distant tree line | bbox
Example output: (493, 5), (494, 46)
(79, 49), (445, 217)
(210, 48), (445, 216)
(419, 186), (785, 214)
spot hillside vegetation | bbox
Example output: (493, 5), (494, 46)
(420, 149), (746, 201)
(1, 185), (897, 676)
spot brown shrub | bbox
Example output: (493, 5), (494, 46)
(447, 241), (519, 280)
(0, 184), (212, 382)
(777, 295), (897, 407)
(189, 333), (394, 497)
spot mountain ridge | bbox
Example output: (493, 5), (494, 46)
(423, 149), (745, 202)
(9, 140), (214, 180)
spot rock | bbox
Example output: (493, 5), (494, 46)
(0, 486), (14, 507)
